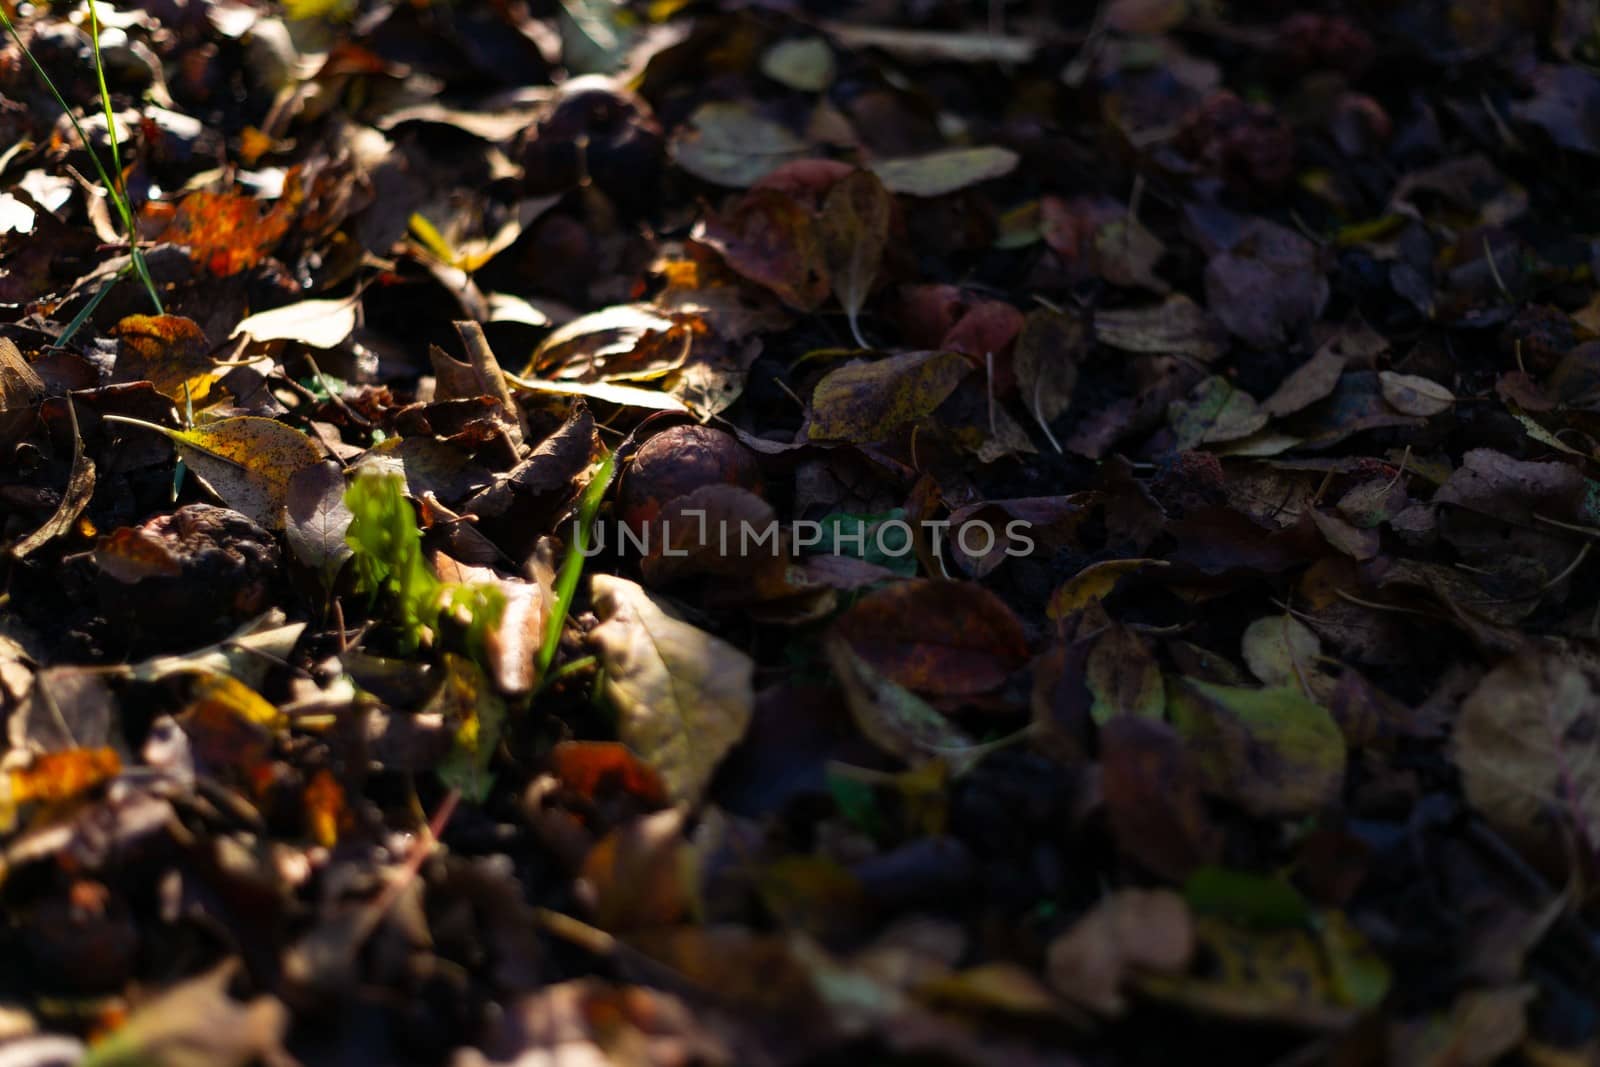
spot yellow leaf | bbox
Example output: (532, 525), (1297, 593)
(102, 415), (323, 529)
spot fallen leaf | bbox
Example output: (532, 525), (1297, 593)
(1262, 348), (1345, 417)
(1046, 889), (1195, 1016)
(696, 189), (830, 310)
(1169, 376), (1267, 448)
(102, 415), (324, 529)
(1011, 308), (1083, 446)
(761, 37), (835, 92)
(0, 337), (44, 445)
(232, 298), (359, 349)
(1379, 370), (1455, 416)
(11, 399), (95, 559)
(1094, 294), (1227, 362)
(284, 461), (352, 588)
(868, 146), (1020, 198)
(1453, 646), (1600, 858)
(819, 171), (891, 347)
(1203, 219), (1328, 349)
(1047, 558), (1168, 620)
(1240, 615), (1322, 688)
(110, 315), (219, 405)
(1087, 623), (1165, 722)
(808, 350), (971, 442)
(80, 961), (287, 1067)
(832, 579), (1029, 695)
(589, 575), (754, 805)
(1101, 716), (1223, 881)
(671, 101), (809, 188)
(146, 178), (302, 277)
(825, 636), (983, 767)
(1168, 677), (1347, 819)
(1138, 913), (1389, 1028)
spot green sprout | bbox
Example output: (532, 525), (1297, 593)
(344, 469), (505, 664)
(537, 448), (616, 677)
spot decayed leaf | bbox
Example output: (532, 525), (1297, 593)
(832, 579), (1028, 695)
(1452, 646), (1600, 858)
(808, 350), (971, 442)
(1046, 889), (1195, 1016)
(867, 146), (1019, 198)
(233, 298), (358, 349)
(696, 189), (830, 310)
(11, 399), (95, 559)
(1093, 294), (1227, 362)
(1203, 220), (1328, 349)
(581, 808), (697, 930)
(589, 575), (754, 805)
(1379, 370), (1455, 416)
(1168, 677), (1347, 819)
(102, 415), (324, 529)
(671, 101), (809, 188)
(819, 171), (891, 348)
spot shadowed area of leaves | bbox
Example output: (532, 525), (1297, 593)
(3, 0), (1600, 1065)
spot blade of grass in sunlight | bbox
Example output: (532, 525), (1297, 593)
(537, 449), (617, 678)
(0, 4), (163, 314)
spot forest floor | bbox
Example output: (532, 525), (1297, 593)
(2, 0), (1600, 1064)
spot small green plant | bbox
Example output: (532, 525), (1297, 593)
(344, 469), (505, 662)
(0, 1), (163, 314)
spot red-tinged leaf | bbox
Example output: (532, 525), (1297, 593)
(144, 173), (303, 277)
(695, 189), (830, 310)
(1101, 716), (1223, 881)
(833, 579), (1029, 695)
(549, 741), (670, 810)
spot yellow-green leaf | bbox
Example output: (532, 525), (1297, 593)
(102, 415), (323, 529)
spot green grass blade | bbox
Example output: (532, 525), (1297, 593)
(0, 6), (163, 314)
(537, 449), (616, 677)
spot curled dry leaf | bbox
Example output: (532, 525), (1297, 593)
(11, 400), (95, 559)
(588, 575), (754, 805)
(0, 337), (44, 446)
